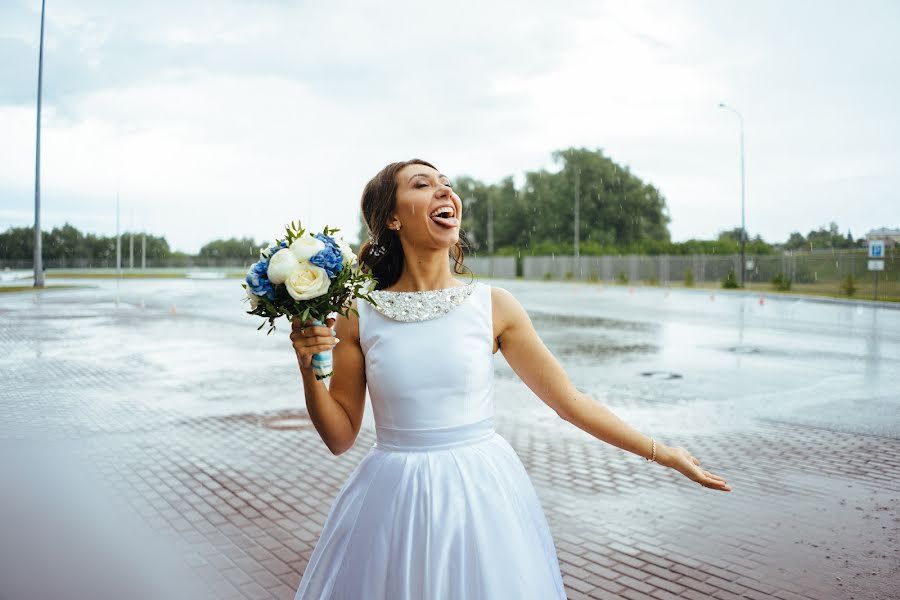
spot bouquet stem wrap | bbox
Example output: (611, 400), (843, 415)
(310, 317), (334, 380)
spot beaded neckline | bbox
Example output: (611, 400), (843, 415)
(367, 281), (477, 322)
(376, 282), (473, 294)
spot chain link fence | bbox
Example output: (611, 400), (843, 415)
(519, 251), (898, 298)
(5, 251), (897, 299)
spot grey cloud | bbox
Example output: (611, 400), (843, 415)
(1, 0), (585, 121)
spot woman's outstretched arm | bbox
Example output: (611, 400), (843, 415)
(491, 286), (731, 492)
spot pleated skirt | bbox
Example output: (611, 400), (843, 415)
(293, 416), (567, 600)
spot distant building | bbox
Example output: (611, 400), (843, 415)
(865, 227), (900, 248)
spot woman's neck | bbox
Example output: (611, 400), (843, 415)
(390, 254), (460, 292)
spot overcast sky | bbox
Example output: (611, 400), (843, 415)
(1, 0), (898, 254)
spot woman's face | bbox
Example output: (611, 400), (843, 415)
(390, 163), (462, 250)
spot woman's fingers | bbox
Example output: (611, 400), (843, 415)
(695, 468), (731, 491)
(290, 315), (339, 372)
(291, 318), (334, 338)
(671, 447), (731, 491)
(292, 337), (337, 353)
(704, 471), (727, 483)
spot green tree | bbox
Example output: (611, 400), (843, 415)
(197, 237), (261, 261)
(784, 231), (806, 250)
(0, 224), (172, 263)
(0, 226), (34, 259)
(504, 147), (671, 253)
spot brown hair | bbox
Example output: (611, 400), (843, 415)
(357, 158), (473, 290)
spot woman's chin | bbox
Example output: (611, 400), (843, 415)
(431, 234), (459, 250)
(427, 221), (460, 245)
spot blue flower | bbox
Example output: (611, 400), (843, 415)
(309, 233), (344, 278)
(266, 239), (289, 262)
(246, 259), (278, 301)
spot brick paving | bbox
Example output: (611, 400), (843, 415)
(1, 284), (898, 599)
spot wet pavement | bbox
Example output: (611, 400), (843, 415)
(1, 276), (898, 600)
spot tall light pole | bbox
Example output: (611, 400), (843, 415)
(486, 192), (494, 254)
(116, 189), (121, 277)
(574, 167), (580, 259)
(33, 0), (47, 288)
(719, 102), (746, 287)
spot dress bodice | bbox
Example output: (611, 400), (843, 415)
(357, 280), (494, 430)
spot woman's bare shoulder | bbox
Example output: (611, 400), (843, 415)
(489, 285), (526, 337)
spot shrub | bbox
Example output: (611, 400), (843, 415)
(646, 275), (659, 286)
(543, 271), (554, 280)
(683, 268), (694, 287)
(587, 269), (600, 282)
(615, 271), (629, 284)
(840, 273), (856, 296)
(721, 268), (739, 289)
(564, 270), (574, 280)
(771, 272), (792, 291)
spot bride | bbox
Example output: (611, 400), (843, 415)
(290, 158), (731, 600)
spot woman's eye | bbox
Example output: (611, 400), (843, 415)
(416, 183), (428, 188)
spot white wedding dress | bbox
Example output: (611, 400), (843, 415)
(294, 280), (567, 599)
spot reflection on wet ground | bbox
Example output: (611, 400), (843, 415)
(530, 310), (660, 332)
(1, 277), (898, 599)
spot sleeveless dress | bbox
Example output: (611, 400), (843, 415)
(293, 280), (567, 600)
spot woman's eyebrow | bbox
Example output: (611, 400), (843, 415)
(408, 173), (451, 184)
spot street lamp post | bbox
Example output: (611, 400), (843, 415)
(33, 0), (47, 288)
(574, 168), (580, 259)
(465, 182), (494, 254)
(718, 102), (746, 288)
(486, 192), (494, 254)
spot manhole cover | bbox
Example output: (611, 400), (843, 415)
(728, 345), (761, 354)
(259, 413), (314, 430)
(639, 371), (683, 380)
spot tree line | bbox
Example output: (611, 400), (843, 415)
(1, 147), (869, 262)
(367, 146), (866, 257)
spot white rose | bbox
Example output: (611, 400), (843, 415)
(266, 248), (301, 285)
(285, 262), (331, 301)
(290, 233), (325, 263)
(334, 236), (358, 266)
(245, 286), (260, 310)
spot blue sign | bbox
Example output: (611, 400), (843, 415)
(868, 240), (885, 258)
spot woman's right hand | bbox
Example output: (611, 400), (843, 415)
(290, 316), (339, 372)
(657, 444), (732, 492)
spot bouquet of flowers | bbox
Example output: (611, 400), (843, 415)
(242, 220), (377, 380)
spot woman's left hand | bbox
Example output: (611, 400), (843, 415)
(658, 445), (732, 492)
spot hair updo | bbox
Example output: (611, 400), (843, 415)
(357, 158), (473, 291)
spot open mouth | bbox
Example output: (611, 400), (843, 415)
(429, 206), (459, 229)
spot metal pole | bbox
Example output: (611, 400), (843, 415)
(719, 102), (746, 287)
(739, 114), (746, 288)
(129, 207), (134, 269)
(487, 192), (494, 254)
(116, 189), (121, 277)
(574, 168), (580, 259)
(33, 0), (47, 288)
